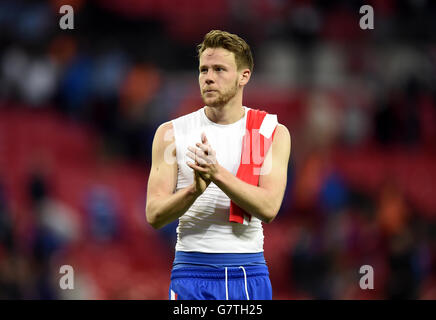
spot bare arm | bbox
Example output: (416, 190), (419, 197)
(145, 121), (210, 229)
(187, 124), (291, 223)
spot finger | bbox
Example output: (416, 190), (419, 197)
(186, 151), (208, 165)
(201, 132), (208, 144)
(186, 161), (208, 172)
(199, 174), (212, 183)
(191, 145), (216, 164)
(186, 151), (196, 163)
(195, 143), (211, 155)
(187, 146), (208, 161)
(202, 134), (211, 148)
(188, 146), (201, 154)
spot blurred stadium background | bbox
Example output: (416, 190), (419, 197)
(1, 0), (436, 299)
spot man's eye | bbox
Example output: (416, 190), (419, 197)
(200, 69), (207, 73)
(215, 67), (223, 71)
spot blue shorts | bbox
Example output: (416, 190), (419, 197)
(169, 251), (272, 300)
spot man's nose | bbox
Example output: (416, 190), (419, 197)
(204, 70), (215, 84)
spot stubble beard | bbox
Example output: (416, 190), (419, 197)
(201, 79), (239, 108)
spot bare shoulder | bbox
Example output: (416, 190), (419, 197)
(153, 121), (175, 146)
(271, 123), (291, 166)
(159, 120), (173, 130)
(275, 123), (291, 145)
(156, 121), (174, 138)
(276, 123), (290, 136)
(151, 121), (177, 162)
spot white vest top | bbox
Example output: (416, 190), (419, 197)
(172, 106), (264, 253)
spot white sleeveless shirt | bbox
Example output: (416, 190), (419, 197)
(172, 106), (264, 253)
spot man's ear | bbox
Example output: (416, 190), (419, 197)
(239, 68), (251, 86)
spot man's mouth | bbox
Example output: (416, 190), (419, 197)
(204, 89), (217, 94)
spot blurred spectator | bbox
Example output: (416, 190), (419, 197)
(84, 184), (120, 242)
(1, 47), (29, 101)
(290, 225), (331, 299)
(376, 179), (409, 237)
(319, 171), (348, 214)
(58, 53), (93, 118)
(0, 178), (13, 252)
(33, 198), (80, 258)
(20, 55), (58, 107)
(386, 228), (417, 299)
(28, 168), (49, 208)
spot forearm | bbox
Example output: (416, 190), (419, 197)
(212, 166), (277, 223)
(146, 185), (200, 229)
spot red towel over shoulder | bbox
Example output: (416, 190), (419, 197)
(229, 109), (278, 224)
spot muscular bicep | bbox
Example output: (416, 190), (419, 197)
(258, 124), (291, 211)
(146, 121), (178, 202)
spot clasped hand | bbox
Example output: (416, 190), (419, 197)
(186, 132), (219, 181)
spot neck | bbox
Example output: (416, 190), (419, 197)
(205, 94), (245, 125)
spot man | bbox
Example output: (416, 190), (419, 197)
(146, 30), (291, 300)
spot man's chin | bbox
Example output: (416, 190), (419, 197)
(202, 97), (222, 108)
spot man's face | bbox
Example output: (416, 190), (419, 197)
(199, 47), (240, 108)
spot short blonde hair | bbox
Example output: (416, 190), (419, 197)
(197, 30), (254, 71)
